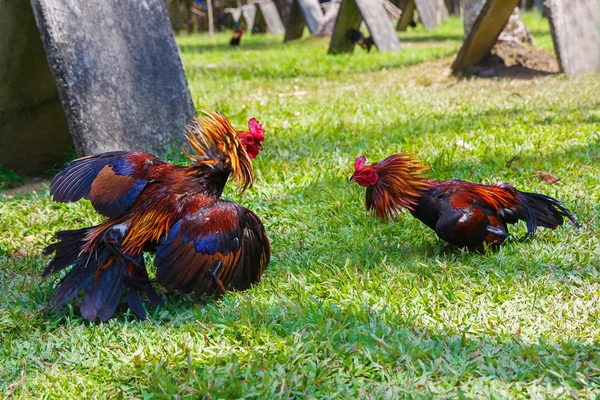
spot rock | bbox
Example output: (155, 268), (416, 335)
(30, 0), (195, 157)
(545, 0), (600, 77)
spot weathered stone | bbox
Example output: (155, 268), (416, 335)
(241, 4), (258, 31)
(414, 0), (440, 29)
(545, 0), (600, 77)
(227, 7), (243, 25)
(284, 0), (324, 42)
(0, 0), (72, 174)
(451, 0), (519, 70)
(253, 1), (285, 34)
(30, 0), (195, 157)
(434, 0), (450, 22)
(397, 0), (447, 31)
(315, 0), (341, 37)
(329, 0), (402, 54)
(397, 0), (417, 31)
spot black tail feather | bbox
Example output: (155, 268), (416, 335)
(80, 259), (126, 322)
(43, 228), (91, 277)
(51, 255), (96, 310)
(517, 191), (579, 235)
(45, 236), (161, 321)
(126, 288), (147, 319)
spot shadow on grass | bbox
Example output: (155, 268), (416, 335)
(179, 40), (285, 54)
(132, 295), (600, 397)
(399, 34), (464, 43)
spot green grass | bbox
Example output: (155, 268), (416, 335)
(2, 14), (600, 398)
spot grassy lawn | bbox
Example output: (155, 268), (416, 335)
(2, 14), (600, 398)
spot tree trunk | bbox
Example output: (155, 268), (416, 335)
(207, 0), (214, 35)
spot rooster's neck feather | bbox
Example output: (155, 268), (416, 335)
(366, 154), (432, 220)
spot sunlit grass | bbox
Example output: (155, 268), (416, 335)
(2, 13), (600, 398)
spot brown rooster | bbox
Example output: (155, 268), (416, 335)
(43, 111), (270, 321)
(351, 154), (579, 250)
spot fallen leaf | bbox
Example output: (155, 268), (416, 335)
(11, 249), (27, 257)
(24, 235), (35, 242)
(536, 171), (560, 184)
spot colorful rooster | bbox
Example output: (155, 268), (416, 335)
(230, 28), (244, 46)
(44, 112), (270, 321)
(351, 154), (579, 250)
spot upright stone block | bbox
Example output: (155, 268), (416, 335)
(397, 0), (417, 31)
(253, 1), (285, 34)
(545, 0), (600, 77)
(241, 4), (258, 31)
(30, 0), (195, 157)
(414, 0), (439, 30)
(284, 0), (324, 42)
(451, 0), (519, 70)
(396, 0), (447, 31)
(329, 0), (402, 54)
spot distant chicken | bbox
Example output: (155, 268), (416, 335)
(351, 154), (579, 250)
(44, 112), (270, 321)
(346, 28), (375, 52)
(230, 28), (244, 46)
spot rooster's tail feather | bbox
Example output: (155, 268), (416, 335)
(517, 191), (579, 235)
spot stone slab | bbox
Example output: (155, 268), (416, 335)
(329, 0), (402, 54)
(397, 0), (443, 31)
(397, 0), (417, 31)
(253, 1), (285, 34)
(241, 4), (258, 31)
(545, 0), (600, 77)
(227, 8), (243, 24)
(0, 0), (72, 174)
(284, 0), (324, 42)
(30, 0), (196, 157)
(451, 0), (519, 70)
(414, 0), (438, 30)
(434, 0), (449, 22)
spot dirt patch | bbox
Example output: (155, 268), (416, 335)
(3, 178), (49, 197)
(468, 42), (559, 79)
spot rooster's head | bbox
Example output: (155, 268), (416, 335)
(237, 118), (265, 159)
(183, 110), (254, 193)
(351, 154), (432, 219)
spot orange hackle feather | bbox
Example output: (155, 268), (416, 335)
(183, 110), (254, 193)
(368, 153), (433, 220)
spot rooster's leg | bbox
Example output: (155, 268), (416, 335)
(102, 226), (163, 306)
(210, 261), (227, 295)
(102, 224), (143, 270)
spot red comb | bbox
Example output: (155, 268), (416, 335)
(354, 156), (366, 171)
(248, 118), (265, 142)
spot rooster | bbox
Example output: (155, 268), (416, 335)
(230, 28), (244, 46)
(43, 112), (270, 321)
(346, 28), (375, 52)
(351, 154), (579, 250)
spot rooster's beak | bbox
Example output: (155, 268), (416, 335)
(349, 174), (356, 183)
